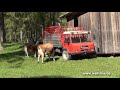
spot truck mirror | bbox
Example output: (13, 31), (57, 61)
(93, 35), (95, 40)
(88, 31), (90, 34)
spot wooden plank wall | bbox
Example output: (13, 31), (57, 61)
(89, 12), (99, 53)
(100, 12), (120, 54)
(67, 12), (120, 54)
(78, 12), (101, 53)
(111, 12), (120, 53)
(100, 12), (113, 54)
(78, 13), (91, 31)
(67, 19), (74, 27)
(117, 12), (120, 53)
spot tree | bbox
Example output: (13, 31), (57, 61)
(4, 12), (65, 43)
(0, 12), (4, 50)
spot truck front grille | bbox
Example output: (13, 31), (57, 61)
(81, 46), (89, 49)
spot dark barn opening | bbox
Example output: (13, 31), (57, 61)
(74, 17), (78, 27)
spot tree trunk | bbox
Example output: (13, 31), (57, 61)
(52, 12), (56, 26)
(0, 41), (3, 50)
(9, 34), (12, 42)
(50, 12), (52, 26)
(13, 31), (17, 42)
(0, 12), (6, 43)
(0, 12), (6, 42)
(20, 30), (23, 42)
(14, 29), (17, 42)
(0, 12), (4, 50)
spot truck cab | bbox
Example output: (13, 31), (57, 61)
(61, 28), (96, 60)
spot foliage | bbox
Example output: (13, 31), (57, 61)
(4, 12), (67, 43)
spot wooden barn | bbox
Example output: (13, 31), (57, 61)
(60, 12), (120, 55)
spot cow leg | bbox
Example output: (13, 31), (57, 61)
(38, 48), (44, 63)
(42, 52), (44, 63)
(34, 52), (36, 57)
(41, 54), (44, 63)
(47, 53), (51, 61)
(45, 52), (48, 57)
(49, 55), (51, 61)
(38, 54), (40, 62)
(53, 57), (55, 61)
(52, 49), (55, 61)
(48, 53), (55, 61)
(52, 54), (55, 61)
(24, 46), (29, 57)
(25, 50), (29, 57)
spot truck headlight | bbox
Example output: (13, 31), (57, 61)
(91, 49), (94, 51)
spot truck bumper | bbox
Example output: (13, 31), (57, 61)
(70, 51), (96, 56)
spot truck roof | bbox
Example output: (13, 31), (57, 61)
(44, 26), (62, 33)
(44, 26), (85, 34)
(63, 31), (89, 34)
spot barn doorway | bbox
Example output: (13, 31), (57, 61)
(74, 17), (78, 27)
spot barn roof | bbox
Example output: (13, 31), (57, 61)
(59, 12), (73, 18)
(59, 12), (87, 21)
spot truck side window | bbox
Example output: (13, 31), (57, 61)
(64, 36), (70, 43)
(81, 34), (87, 42)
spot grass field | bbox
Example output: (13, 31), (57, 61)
(0, 43), (120, 78)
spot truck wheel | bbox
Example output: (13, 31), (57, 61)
(88, 52), (97, 58)
(62, 50), (71, 60)
(92, 53), (97, 58)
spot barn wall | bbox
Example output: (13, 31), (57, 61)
(100, 12), (113, 54)
(78, 12), (101, 53)
(67, 19), (74, 27)
(89, 12), (101, 53)
(111, 12), (120, 53)
(78, 12), (91, 31)
(99, 12), (120, 54)
(66, 12), (120, 54)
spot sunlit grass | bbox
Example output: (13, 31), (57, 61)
(0, 43), (120, 78)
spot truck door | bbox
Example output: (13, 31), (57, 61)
(63, 36), (71, 53)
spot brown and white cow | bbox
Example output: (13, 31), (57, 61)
(24, 43), (38, 57)
(24, 41), (43, 57)
(37, 43), (55, 63)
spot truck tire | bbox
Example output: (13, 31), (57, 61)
(88, 52), (97, 58)
(92, 52), (97, 58)
(62, 50), (71, 60)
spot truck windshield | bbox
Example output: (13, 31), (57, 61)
(71, 34), (91, 43)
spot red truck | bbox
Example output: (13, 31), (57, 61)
(43, 26), (96, 60)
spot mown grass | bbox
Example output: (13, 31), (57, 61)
(0, 43), (120, 78)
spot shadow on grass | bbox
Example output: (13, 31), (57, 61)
(0, 50), (25, 68)
(2, 43), (16, 48)
(71, 54), (96, 60)
(2, 42), (24, 51)
(23, 75), (71, 78)
(44, 57), (59, 62)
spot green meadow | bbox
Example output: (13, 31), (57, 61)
(0, 43), (120, 78)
